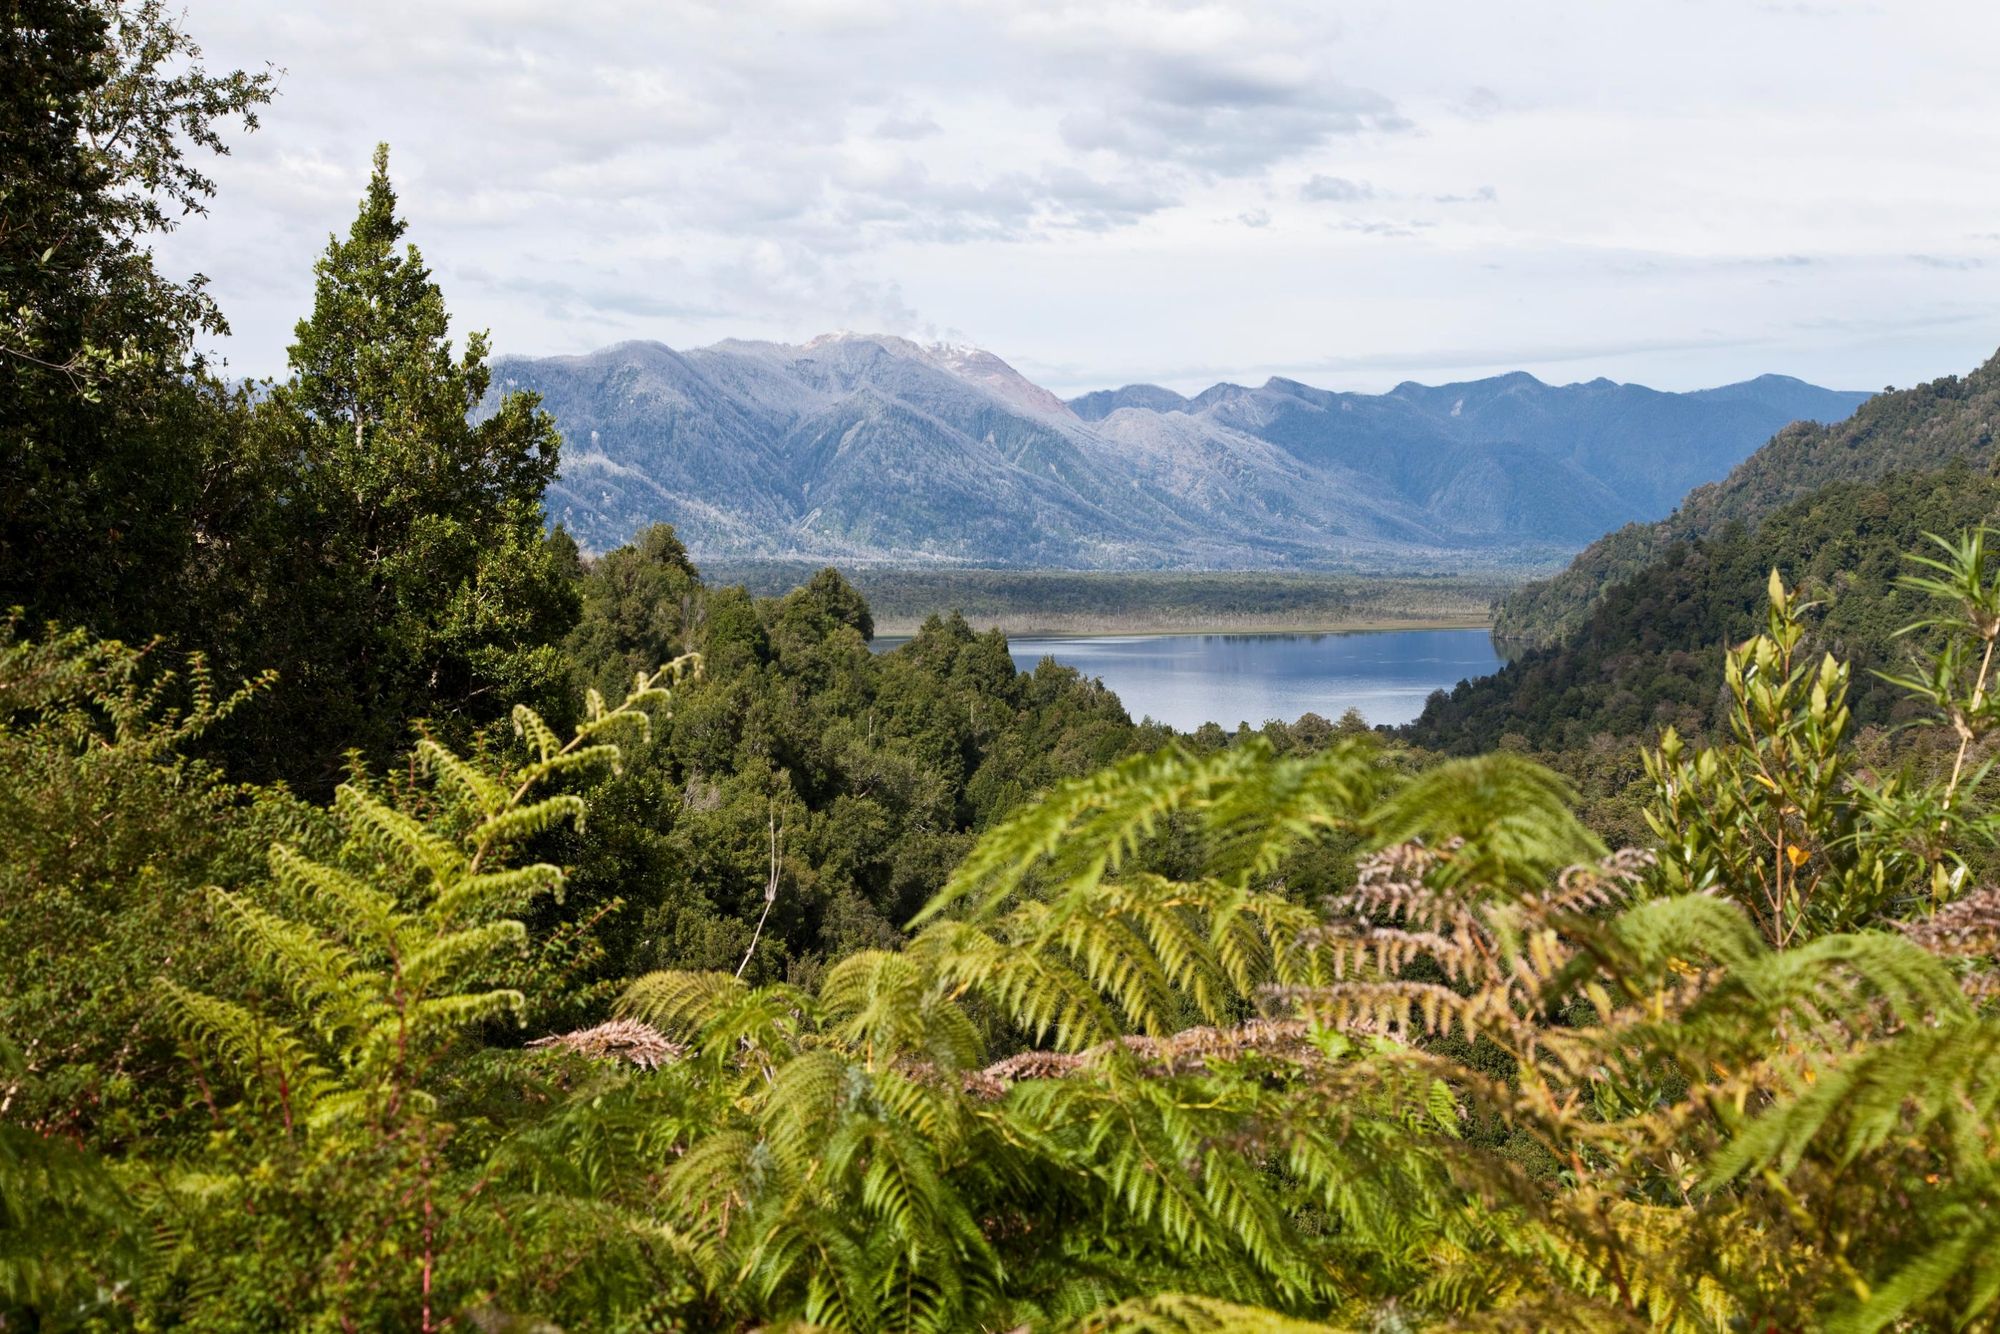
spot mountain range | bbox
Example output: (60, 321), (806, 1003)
(488, 333), (1869, 567)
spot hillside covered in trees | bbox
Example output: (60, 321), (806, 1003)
(1494, 354), (2000, 647)
(1410, 463), (2000, 753)
(7, 5), (2000, 1332)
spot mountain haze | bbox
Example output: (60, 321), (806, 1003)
(490, 334), (1868, 566)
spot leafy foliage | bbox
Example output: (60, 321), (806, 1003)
(0, 0), (272, 637)
(0, 619), (300, 1149)
(142, 665), (684, 1330)
(1413, 463), (2000, 755)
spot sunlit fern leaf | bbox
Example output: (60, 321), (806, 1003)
(266, 843), (398, 943)
(1823, 1200), (2000, 1334)
(920, 744), (1246, 925)
(159, 981), (334, 1119)
(469, 793), (588, 857)
(922, 920), (1124, 1052)
(332, 783), (462, 882)
(1708, 1017), (2000, 1184)
(431, 862), (567, 922)
(820, 950), (985, 1075)
(1593, 892), (1766, 982)
(619, 969), (751, 1039)
(397, 918), (528, 995)
(511, 703), (567, 764)
(414, 736), (508, 814)
(202, 888), (376, 1039)
(1706, 930), (1968, 1042)
(1197, 738), (1389, 888)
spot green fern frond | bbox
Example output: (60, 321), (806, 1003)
(431, 862), (566, 922)
(1367, 753), (1603, 888)
(1709, 1018), (2000, 1184)
(160, 981), (334, 1117)
(620, 969), (751, 1040)
(202, 890), (376, 1042)
(415, 735), (508, 813)
(1199, 738), (1388, 887)
(334, 783), (461, 882)
(1825, 1203), (2000, 1334)
(921, 744), (1233, 925)
(469, 793), (588, 856)
(621, 969), (816, 1067)
(266, 843), (398, 944)
(1718, 930), (1968, 1037)
(399, 919), (529, 996)
(511, 704), (566, 764)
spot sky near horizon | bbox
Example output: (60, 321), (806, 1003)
(160, 0), (2000, 397)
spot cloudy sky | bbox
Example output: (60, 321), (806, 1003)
(159, 0), (2000, 396)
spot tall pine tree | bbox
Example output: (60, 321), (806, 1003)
(224, 146), (579, 789)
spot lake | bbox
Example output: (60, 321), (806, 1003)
(876, 628), (1505, 731)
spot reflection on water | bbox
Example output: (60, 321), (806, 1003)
(875, 629), (1504, 732)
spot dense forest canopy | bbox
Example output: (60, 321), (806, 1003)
(5, 4), (2000, 1331)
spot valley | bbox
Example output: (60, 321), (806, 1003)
(711, 565), (1518, 636)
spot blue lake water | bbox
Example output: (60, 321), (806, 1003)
(877, 629), (1505, 732)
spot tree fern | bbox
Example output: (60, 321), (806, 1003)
(144, 661), (693, 1329)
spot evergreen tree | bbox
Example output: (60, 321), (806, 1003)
(224, 146), (580, 789)
(565, 522), (703, 704)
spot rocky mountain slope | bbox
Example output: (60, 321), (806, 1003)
(490, 333), (1868, 567)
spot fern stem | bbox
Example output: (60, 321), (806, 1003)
(421, 1141), (436, 1334)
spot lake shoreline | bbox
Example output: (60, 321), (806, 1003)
(872, 614), (1495, 639)
(713, 566), (1519, 640)
(874, 626), (1508, 731)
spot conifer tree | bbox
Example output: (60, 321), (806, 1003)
(229, 145), (580, 788)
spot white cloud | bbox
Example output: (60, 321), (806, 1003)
(158, 0), (2000, 396)
(1300, 175), (1375, 203)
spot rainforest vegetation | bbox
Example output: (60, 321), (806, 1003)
(7, 4), (2000, 1331)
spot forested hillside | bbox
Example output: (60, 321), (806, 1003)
(7, 6), (2000, 1332)
(1495, 353), (2000, 646)
(545, 527), (1176, 987)
(1411, 463), (2000, 753)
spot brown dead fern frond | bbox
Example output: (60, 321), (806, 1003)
(1898, 883), (2000, 999)
(527, 1018), (687, 1070)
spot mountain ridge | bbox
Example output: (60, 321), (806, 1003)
(490, 333), (1870, 567)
